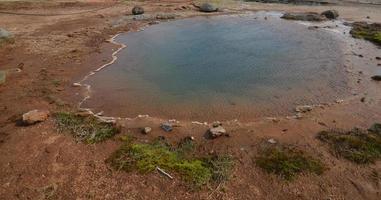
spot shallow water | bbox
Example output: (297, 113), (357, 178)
(83, 15), (349, 121)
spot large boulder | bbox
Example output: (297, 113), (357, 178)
(199, 3), (218, 13)
(132, 6), (144, 15)
(22, 110), (49, 125)
(281, 12), (327, 21)
(321, 10), (339, 20)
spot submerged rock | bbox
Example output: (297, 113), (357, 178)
(22, 110), (49, 125)
(371, 75), (381, 81)
(281, 12), (327, 21)
(0, 28), (13, 44)
(321, 10), (339, 20)
(0, 70), (5, 85)
(199, 3), (218, 12)
(156, 13), (176, 20)
(132, 6), (144, 15)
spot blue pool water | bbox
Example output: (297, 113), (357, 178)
(83, 15), (349, 121)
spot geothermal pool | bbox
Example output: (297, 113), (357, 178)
(82, 15), (349, 121)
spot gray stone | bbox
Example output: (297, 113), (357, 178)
(321, 10), (339, 20)
(199, 3), (218, 13)
(132, 6), (144, 15)
(208, 126), (227, 138)
(161, 122), (173, 132)
(22, 110), (49, 125)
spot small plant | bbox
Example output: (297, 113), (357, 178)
(317, 127), (381, 164)
(255, 144), (324, 180)
(55, 112), (118, 143)
(107, 136), (233, 187)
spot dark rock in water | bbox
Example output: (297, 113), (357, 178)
(321, 10), (339, 19)
(369, 123), (381, 135)
(281, 12), (327, 21)
(349, 22), (381, 46)
(376, 56), (381, 60)
(371, 75), (381, 81)
(0, 28), (13, 44)
(199, 3), (218, 12)
(132, 6), (144, 15)
(161, 122), (173, 132)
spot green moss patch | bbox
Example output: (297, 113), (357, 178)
(350, 22), (381, 46)
(255, 144), (324, 180)
(55, 112), (118, 143)
(107, 136), (233, 187)
(317, 127), (381, 164)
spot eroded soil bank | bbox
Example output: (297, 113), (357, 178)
(1, 1), (381, 199)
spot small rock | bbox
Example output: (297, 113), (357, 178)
(208, 126), (227, 138)
(199, 3), (218, 12)
(295, 105), (312, 113)
(335, 99), (344, 103)
(321, 10), (339, 20)
(212, 121), (222, 127)
(22, 110), (49, 125)
(267, 138), (277, 144)
(371, 75), (381, 81)
(361, 97), (365, 102)
(376, 57), (381, 60)
(132, 6), (144, 15)
(72, 83), (81, 87)
(161, 122), (173, 132)
(142, 127), (152, 134)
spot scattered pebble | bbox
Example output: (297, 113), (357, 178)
(142, 127), (152, 134)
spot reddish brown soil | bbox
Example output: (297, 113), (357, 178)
(0, 1), (381, 199)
